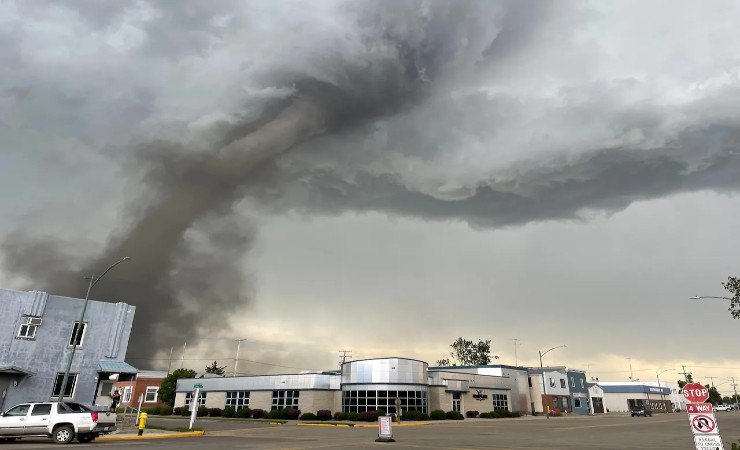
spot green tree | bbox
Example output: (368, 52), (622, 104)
(723, 276), (740, 318)
(205, 361), (226, 375)
(437, 337), (496, 366)
(707, 385), (722, 405)
(159, 368), (197, 406)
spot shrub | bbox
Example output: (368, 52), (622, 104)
(159, 406), (173, 416)
(479, 412), (491, 418)
(402, 410), (424, 421)
(287, 409), (301, 420)
(207, 408), (222, 417)
(465, 410), (479, 418)
(251, 409), (266, 419)
(445, 410), (464, 420)
(222, 407), (236, 418)
(377, 409), (387, 417)
(334, 412), (349, 420)
(362, 410), (378, 422)
(348, 412), (363, 422)
(509, 412), (521, 418)
(299, 413), (317, 420)
(317, 410), (332, 421)
(429, 409), (446, 420)
(180, 406), (191, 417)
(173, 407), (183, 416)
(234, 407), (252, 419)
(197, 406), (208, 417)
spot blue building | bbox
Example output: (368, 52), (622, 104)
(567, 370), (590, 415)
(0, 288), (137, 410)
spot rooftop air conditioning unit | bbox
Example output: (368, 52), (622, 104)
(27, 317), (43, 326)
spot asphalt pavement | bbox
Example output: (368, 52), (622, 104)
(2, 411), (739, 449)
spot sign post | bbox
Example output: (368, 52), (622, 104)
(189, 387), (201, 430)
(682, 382), (724, 450)
(376, 415), (395, 443)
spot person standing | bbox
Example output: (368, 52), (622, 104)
(110, 389), (121, 412)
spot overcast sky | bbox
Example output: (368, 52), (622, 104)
(1, 1), (739, 392)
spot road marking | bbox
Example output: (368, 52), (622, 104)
(555, 418), (680, 431)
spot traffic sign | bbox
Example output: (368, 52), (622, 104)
(683, 383), (710, 403)
(194, 383), (203, 389)
(693, 435), (725, 450)
(689, 413), (718, 435)
(687, 403), (713, 414)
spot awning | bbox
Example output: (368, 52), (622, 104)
(0, 365), (35, 377)
(98, 361), (138, 374)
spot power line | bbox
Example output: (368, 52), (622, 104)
(338, 350), (352, 367)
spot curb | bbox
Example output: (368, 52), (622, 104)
(298, 422), (430, 428)
(98, 431), (205, 441)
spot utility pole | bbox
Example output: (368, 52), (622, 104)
(707, 376), (717, 388)
(338, 350), (352, 367)
(510, 339), (522, 366)
(167, 347), (174, 374)
(180, 341), (187, 369)
(234, 339), (248, 376)
(627, 358), (634, 380)
(680, 365), (692, 383)
(730, 377), (738, 403)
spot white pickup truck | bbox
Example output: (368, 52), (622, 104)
(0, 402), (116, 444)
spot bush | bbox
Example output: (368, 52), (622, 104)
(377, 409), (387, 417)
(479, 412), (491, 418)
(333, 412), (349, 420)
(173, 407), (183, 416)
(159, 406), (173, 416)
(299, 413), (317, 420)
(348, 412), (363, 422)
(222, 407), (236, 418)
(234, 407), (252, 419)
(267, 409), (283, 420)
(287, 409), (301, 420)
(445, 410), (464, 420)
(402, 410), (424, 421)
(430, 409), (446, 420)
(317, 410), (332, 421)
(465, 410), (479, 418)
(251, 409), (266, 419)
(362, 410), (378, 422)
(207, 408), (222, 417)
(180, 406), (191, 417)
(509, 411), (521, 418)
(197, 406), (208, 417)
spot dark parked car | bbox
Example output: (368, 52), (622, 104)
(630, 405), (652, 417)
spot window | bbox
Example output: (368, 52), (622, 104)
(580, 379), (585, 389)
(51, 373), (78, 399)
(226, 391), (250, 410)
(492, 394), (508, 411)
(560, 379), (566, 389)
(145, 387), (159, 403)
(122, 386), (132, 403)
(68, 322), (87, 347)
(31, 404), (52, 416)
(571, 377), (575, 388)
(17, 317), (39, 339)
(5, 405), (30, 416)
(271, 390), (299, 410)
(58, 403), (91, 413)
(574, 399), (581, 408)
(341, 389), (427, 414)
(185, 392), (207, 407)
(549, 378), (555, 388)
(528, 377), (532, 388)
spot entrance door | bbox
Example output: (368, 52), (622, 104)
(592, 397), (604, 413)
(25, 404), (52, 434)
(0, 404), (30, 435)
(0, 376), (10, 412)
(452, 393), (461, 412)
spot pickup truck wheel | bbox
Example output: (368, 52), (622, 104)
(77, 434), (96, 443)
(53, 425), (75, 445)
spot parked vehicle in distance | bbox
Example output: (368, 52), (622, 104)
(715, 404), (732, 411)
(0, 402), (116, 444)
(630, 405), (652, 417)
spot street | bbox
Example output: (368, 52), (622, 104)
(3, 412), (740, 449)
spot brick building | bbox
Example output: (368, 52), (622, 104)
(115, 371), (167, 408)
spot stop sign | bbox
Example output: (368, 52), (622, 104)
(683, 383), (709, 403)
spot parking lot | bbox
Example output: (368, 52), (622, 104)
(3, 412), (739, 449)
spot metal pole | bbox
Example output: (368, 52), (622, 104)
(234, 339), (244, 377)
(189, 388), (200, 430)
(539, 351), (548, 420)
(57, 256), (130, 402)
(180, 342), (187, 368)
(167, 347), (174, 374)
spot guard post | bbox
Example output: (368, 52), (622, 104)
(375, 414), (395, 443)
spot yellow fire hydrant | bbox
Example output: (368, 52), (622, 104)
(138, 412), (148, 436)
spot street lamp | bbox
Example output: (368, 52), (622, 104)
(690, 296), (732, 301)
(57, 257), (131, 402)
(539, 345), (567, 419)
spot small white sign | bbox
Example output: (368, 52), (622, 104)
(689, 413), (719, 435)
(694, 435), (725, 450)
(378, 415), (393, 438)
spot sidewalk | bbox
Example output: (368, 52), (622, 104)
(98, 429), (205, 441)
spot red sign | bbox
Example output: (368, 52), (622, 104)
(690, 414), (717, 434)
(686, 403), (713, 414)
(683, 383), (709, 403)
